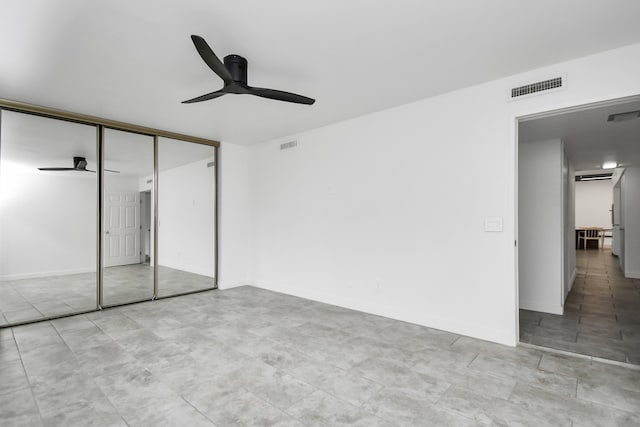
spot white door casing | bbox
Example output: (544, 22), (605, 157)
(104, 192), (140, 267)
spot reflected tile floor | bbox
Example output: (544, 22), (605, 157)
(0, 265), (213, 326)
(1, 286), (640, 426)
(520, 248), (640, 365)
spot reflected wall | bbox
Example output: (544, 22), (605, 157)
(157, 137), (216, 296)
(0, 111), (97, 325)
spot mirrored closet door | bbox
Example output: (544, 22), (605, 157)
(101, 128), (155, 306)
(0, 100), (218, 328)
(157, 137), (216, 297)
(0, 110), (98, 325)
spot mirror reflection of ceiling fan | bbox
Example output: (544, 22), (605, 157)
(38, 157), (120, 173)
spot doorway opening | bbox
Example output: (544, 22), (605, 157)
(516, 95), (640, 365)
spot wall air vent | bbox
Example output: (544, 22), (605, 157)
(280, 141), (298, 150)
(511, 77), (563, 99)
(575, 173), (612, 182)
(607, 110), (640, 122)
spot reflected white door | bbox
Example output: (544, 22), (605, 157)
(104, 192), (140, 267)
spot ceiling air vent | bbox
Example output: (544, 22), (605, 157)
(280, 141), (297, 150)
(575, 173), (612, 182)
(511, 77), (563, 99)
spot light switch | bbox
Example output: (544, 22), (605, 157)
(485, 217), (503, 232)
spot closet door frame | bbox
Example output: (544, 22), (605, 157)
(0, 98), (219, 328)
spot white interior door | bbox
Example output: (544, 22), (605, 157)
(104, 192), (140, 267)
(612, 182), (622, 256)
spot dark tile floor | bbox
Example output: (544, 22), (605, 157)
(520, 247), (640, 365)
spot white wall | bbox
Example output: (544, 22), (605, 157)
(105, 175), (140, 194)
(0, 168), (97, 280)
(518, 139), (564, 315)
(218, 142), (251, 289)
(243, 42), (640, 346)
(575, 180), (613, 228)
(565, 159), (576, 299)
(158, 157), (215, 277)
(622, 166), (640, 278)
(0, 169), (142, 280)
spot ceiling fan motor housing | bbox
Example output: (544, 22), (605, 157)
(74, 157), (88, 169)
(224, 55), (248, 85)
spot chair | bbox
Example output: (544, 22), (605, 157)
(578, 227), (602, 250)
(600, 228), (613, 248)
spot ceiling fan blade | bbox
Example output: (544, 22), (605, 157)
(190, 35), (233, 84)
(38, 167), (76, 171)
(247, 86), (315, 105)
(83, 168), (119, 173)
(182, 89), (227, 104)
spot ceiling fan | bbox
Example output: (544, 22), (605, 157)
(38, 157), (120, 173)
(182, 35), (315, 105)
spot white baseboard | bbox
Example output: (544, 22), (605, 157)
(520, 299), (563, 315)
(625, 271), (640, 279)
(217, 281), (249, 290)
(250, 282), (517, 347)
(0, 268), (96, 281)
(566, 268), (577, 296)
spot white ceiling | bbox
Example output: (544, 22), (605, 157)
(519, 98), (640, 172)
(2, 1), (640, 145)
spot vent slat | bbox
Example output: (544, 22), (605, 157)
(280, 141), (298, 150)
(511, 77), (562, 98)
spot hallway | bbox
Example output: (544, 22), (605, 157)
(520, 248), (640, 365)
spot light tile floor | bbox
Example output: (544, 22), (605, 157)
(0, 265), (214, 326)
(1, 286), (639, 426)
(520, 248), (640, 364)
